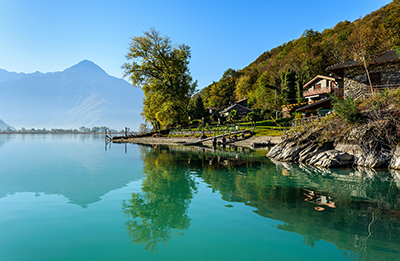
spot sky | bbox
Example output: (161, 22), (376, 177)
(0, 0), (393, 90)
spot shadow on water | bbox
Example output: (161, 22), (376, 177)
(127, 144), (400, 259)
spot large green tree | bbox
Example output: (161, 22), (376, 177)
(123, 28), (197, 129)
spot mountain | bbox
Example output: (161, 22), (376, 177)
(0, 60), (144, 131)
(0, 119), (15, 130)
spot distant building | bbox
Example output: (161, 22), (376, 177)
(207, 107), (218, 115)
(235, 97), (248, 107)
(219, 100), (252, 118)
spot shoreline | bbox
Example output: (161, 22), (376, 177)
(112, 135), (283, 148)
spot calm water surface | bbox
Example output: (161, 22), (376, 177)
(1, 134), (400, 260)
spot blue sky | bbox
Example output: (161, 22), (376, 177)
(0, 0), (392, 90)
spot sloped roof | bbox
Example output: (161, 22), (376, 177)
(326, 50), (400, 71)
(220, 103), (252, 113)
(295, 97), (333, 112)
(303, 75), (337, 89)
(236, 97), (248, 103)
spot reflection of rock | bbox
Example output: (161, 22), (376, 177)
(389, 169), (400, 188)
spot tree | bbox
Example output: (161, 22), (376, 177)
(188, 96), (207, 120)
(346, 21), (387, 92)
(208, 69), (237, 108)
(281, 68), (296, 105)
(123, 28), (197, 130)
(227, 110), (238, 125)
(138, 123), (151, 134)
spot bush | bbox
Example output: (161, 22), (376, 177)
(332, 95), (361, 123)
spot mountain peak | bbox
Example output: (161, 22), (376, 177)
(65, 60), (107, 76)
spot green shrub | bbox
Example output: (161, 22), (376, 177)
(332, 95), (361, 123)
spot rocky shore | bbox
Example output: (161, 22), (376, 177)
(267, 140), (400, 170)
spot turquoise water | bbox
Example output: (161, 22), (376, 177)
(1, 134), (400, 260)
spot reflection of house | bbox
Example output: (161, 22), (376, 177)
(326, 49), (400, 100)
(219, 98), (252, 118)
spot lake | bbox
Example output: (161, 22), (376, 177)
(1, 134), (400, 260)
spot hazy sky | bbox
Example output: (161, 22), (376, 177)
(0, 0), (392, 90)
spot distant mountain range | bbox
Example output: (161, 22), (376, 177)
(0, 60), (144, 131)
(0, 119), (15, 130)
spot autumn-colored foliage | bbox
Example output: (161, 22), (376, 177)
(199, 1), (400, 119)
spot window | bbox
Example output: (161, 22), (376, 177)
(369, 73), (381, 85)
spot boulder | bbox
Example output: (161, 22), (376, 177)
(308, 150), (354, 168)
(355, 152), (391, 168)
(298, 141), (334, 164)
(389, 145), (400, 170)
(267, 141), (307, 162)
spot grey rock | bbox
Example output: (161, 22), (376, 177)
(389, 145), (400, 169)
(309, 150), (354, 168)
(298, 141), (334, 163)
(267, 141), (307, 162)
(355, 152), (391, 168)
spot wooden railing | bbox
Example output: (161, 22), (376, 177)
(291, 115), (319, 127)
(303, 86), (332, 97)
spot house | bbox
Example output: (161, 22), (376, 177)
(235, 97), (248, 107)
(207, 107), (218, 115)
(326, 49), (400, 99)
(219, 102), (252, 118)
(293, 75), (341, 116)
(302, 75), (343, 102)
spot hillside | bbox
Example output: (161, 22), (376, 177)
(0, 60), (144, 131)
(199, 0), (400, 118)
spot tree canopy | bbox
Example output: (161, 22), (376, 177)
(123, 28), (197, 129)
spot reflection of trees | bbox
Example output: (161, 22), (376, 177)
(123, 144), (400, 258)
(122, 146), (197, 252)
(196, 155), (400, 260)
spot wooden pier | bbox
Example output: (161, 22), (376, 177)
(182, 130), (252, 146)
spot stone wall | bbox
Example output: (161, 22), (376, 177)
(343, 61), (400, 98)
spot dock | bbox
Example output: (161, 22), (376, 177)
(182, 130), (252, 146)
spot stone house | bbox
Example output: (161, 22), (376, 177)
(326, 49), (400, 99)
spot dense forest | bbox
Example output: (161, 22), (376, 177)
(194, 0), (400, 120)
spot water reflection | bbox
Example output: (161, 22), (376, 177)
(122, 146), (197, 252)
(129, 145), (400, 259)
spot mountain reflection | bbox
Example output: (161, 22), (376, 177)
(126, 145), (400, 259)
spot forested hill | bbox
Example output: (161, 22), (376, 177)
(198, 0), (400, 118)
